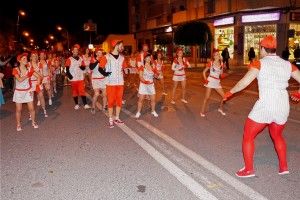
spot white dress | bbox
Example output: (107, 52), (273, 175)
(91, 62), (108, 89)
(172, 58), (189, 81)
(204, 62), (223, 89)
(138, 66), (156, 95)
(13, 68), (33, 103)
(248, 55), (292, 125)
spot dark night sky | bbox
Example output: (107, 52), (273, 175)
(1, 0), (129, 47)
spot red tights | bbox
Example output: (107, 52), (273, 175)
(242, 118), (287, 171)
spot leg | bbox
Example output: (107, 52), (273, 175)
(101, 88), (107, 109)
(241, 118), (267, 171)
(15, 103), (22, 128)
(171, 81), (178, 102)
(115, 86), (124, 120)
(137, 94), (145, 113)
(215, 88), (225, 114)
(37, 91), (47, 117)
(181, 80), (187, 100)
(150, 94), (156, 112)
(27, 101), (38, 128)
(268, 123), (288, 173)
(200, 88), (211, 115)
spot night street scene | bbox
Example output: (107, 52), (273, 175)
(1, 0), (300, 200)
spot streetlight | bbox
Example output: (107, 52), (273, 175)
(49, 35), (54, 40)
(23, 31), (30, 37)
(16, 10), (26, 43)
(56, 25), (69, 51)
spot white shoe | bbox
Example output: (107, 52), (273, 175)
(37, 101), (41, 106)
(151, 111), (158, 117)
(218, 109), (226, 116)
(162, 92), (168, 96)
(84, 104), (91, 109)
(44, 110), (48, 118)
(170, 100), (175, 105)
(181, 99), (188, 104)
(54, 89), (57, 93)
(135, 112), (141, 119)
(49, 99), (52, 105)
(122, 100), (126, 105)
(74, 105), (80, 110)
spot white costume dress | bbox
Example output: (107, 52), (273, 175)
(13, 68), (33, 103)
(204, 61), (223, 89)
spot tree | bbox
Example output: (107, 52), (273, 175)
(174, 21), (213, 67)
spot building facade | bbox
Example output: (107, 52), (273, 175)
(128, 0), (300, 66)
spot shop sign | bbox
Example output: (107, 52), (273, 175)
(213, 17), (234, 26)
(242, 12), (280, 23)
(290, 12), (300, 21)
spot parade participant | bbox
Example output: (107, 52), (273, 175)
(170, 48), (190, 104)
(28, 51), (48, 118)
(135, 53), (159, 118)
(0, 72), (4, 107)
(65, 44), (91, 110)
(127, 51), (139, 88)
(50, 57), (60, 95)
(200, 49), (226, 117)
(99, 40), (127, 128)
(13, 53), (39, 131)
(137, 43), (151, 69)
(39, 51), (52, 105)
(153, 51), (167, 95)
(82, 48), (92, 86)
(224, 35), (300, 177)
(291, 88), (300, 102)
(89, 48), (107, 114)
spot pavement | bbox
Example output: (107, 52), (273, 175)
(1, 67), (300, 200)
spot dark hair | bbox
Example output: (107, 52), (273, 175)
(143, 53), (152, 65)
(263, 47), (276, 53)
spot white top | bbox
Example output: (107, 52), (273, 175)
(39, 61), (49, 77)
(172, 58), (189, 76)
(66, 57), (85, 81)
(91, 63), (105, 79)
(248, 55), (292, 124)
(103, 54), (125, 86)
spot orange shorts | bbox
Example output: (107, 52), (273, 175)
(106, 85), (124, 108)
(71, 81), (85, 97)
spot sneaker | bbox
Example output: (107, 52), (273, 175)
(162, 92), (168, 96)
(109, 120), (114, 128)
(29, 114), (32, 121)
(37, 100), (41, 106)
(278, 169), (290, 175)
(181, 99), (188, 104)
(135, 112), (141, 119)
(235, 167), (255, 178)
(91, 108), (96, 114)
(170, 100), (175, 105)
(84, 104), (91, 109)
(200, 113), (205, 117)
(32, 122), (39, 129)
(114, 119), (124, 124)
(17, 125), (22, 132)
(122, 100), (126, 105)
(54, 88), (57, 94)
(151, 111), (158, 117)
(74, 105), (80, 110)
(49, 99), (52, 106)
(44, 110), (48, 118)
(218, 108), (226, 116)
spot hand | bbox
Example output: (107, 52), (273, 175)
(291, 92), (300, 102)
(223, 91), (233, 101)
(220, 73), (227, 79)
(67, 74), (73, 80)
(203, 79), (208, 85)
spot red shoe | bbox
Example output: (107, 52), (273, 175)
(278, 169), (289, 175)
(114, 119), (124, 124)
(235, 167), (255, 178)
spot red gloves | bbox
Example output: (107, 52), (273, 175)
(220, 73), (227, 79)
(291, 91), (300, 102)
(143, 80), (151, 84)
(223, 91), (233, 101)
(27, 69), (35, 78)
(203, 79), (208, 85)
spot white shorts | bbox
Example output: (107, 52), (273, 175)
(138, 82), (155, 95)
(204, 76), (222, 89)
(92, 78), (107, 89)
(13, 90), (33, 103)
(172, 75), (186, 82)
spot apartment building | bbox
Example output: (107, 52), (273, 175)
(128, 0), (300, 66)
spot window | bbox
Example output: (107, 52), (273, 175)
(204, 0), (215, 15)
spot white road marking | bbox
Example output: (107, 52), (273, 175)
(122, 109), (269, 200)
(115, 123), (218, 200)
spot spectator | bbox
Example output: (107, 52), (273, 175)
(281, 46), (290, 61)
(221, 47), (230, 70)
(248, 47), (256, 63)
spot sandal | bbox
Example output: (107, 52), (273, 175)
(17, 125), (22, 132)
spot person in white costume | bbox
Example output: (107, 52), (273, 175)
(135, 53), (159, 118)
(224, 35), (300, 178)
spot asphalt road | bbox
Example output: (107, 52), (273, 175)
(1, 67), (300, 200)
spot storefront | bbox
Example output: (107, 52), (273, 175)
(242, 12), (280, 64)
(213, 17), (235, 59)
(289, 12), (300, 60)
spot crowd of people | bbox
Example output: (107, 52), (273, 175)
(1, 35), (300, 178)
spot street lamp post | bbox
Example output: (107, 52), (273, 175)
(16, 10), (26, 45)
(57, 25), (69, 51)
